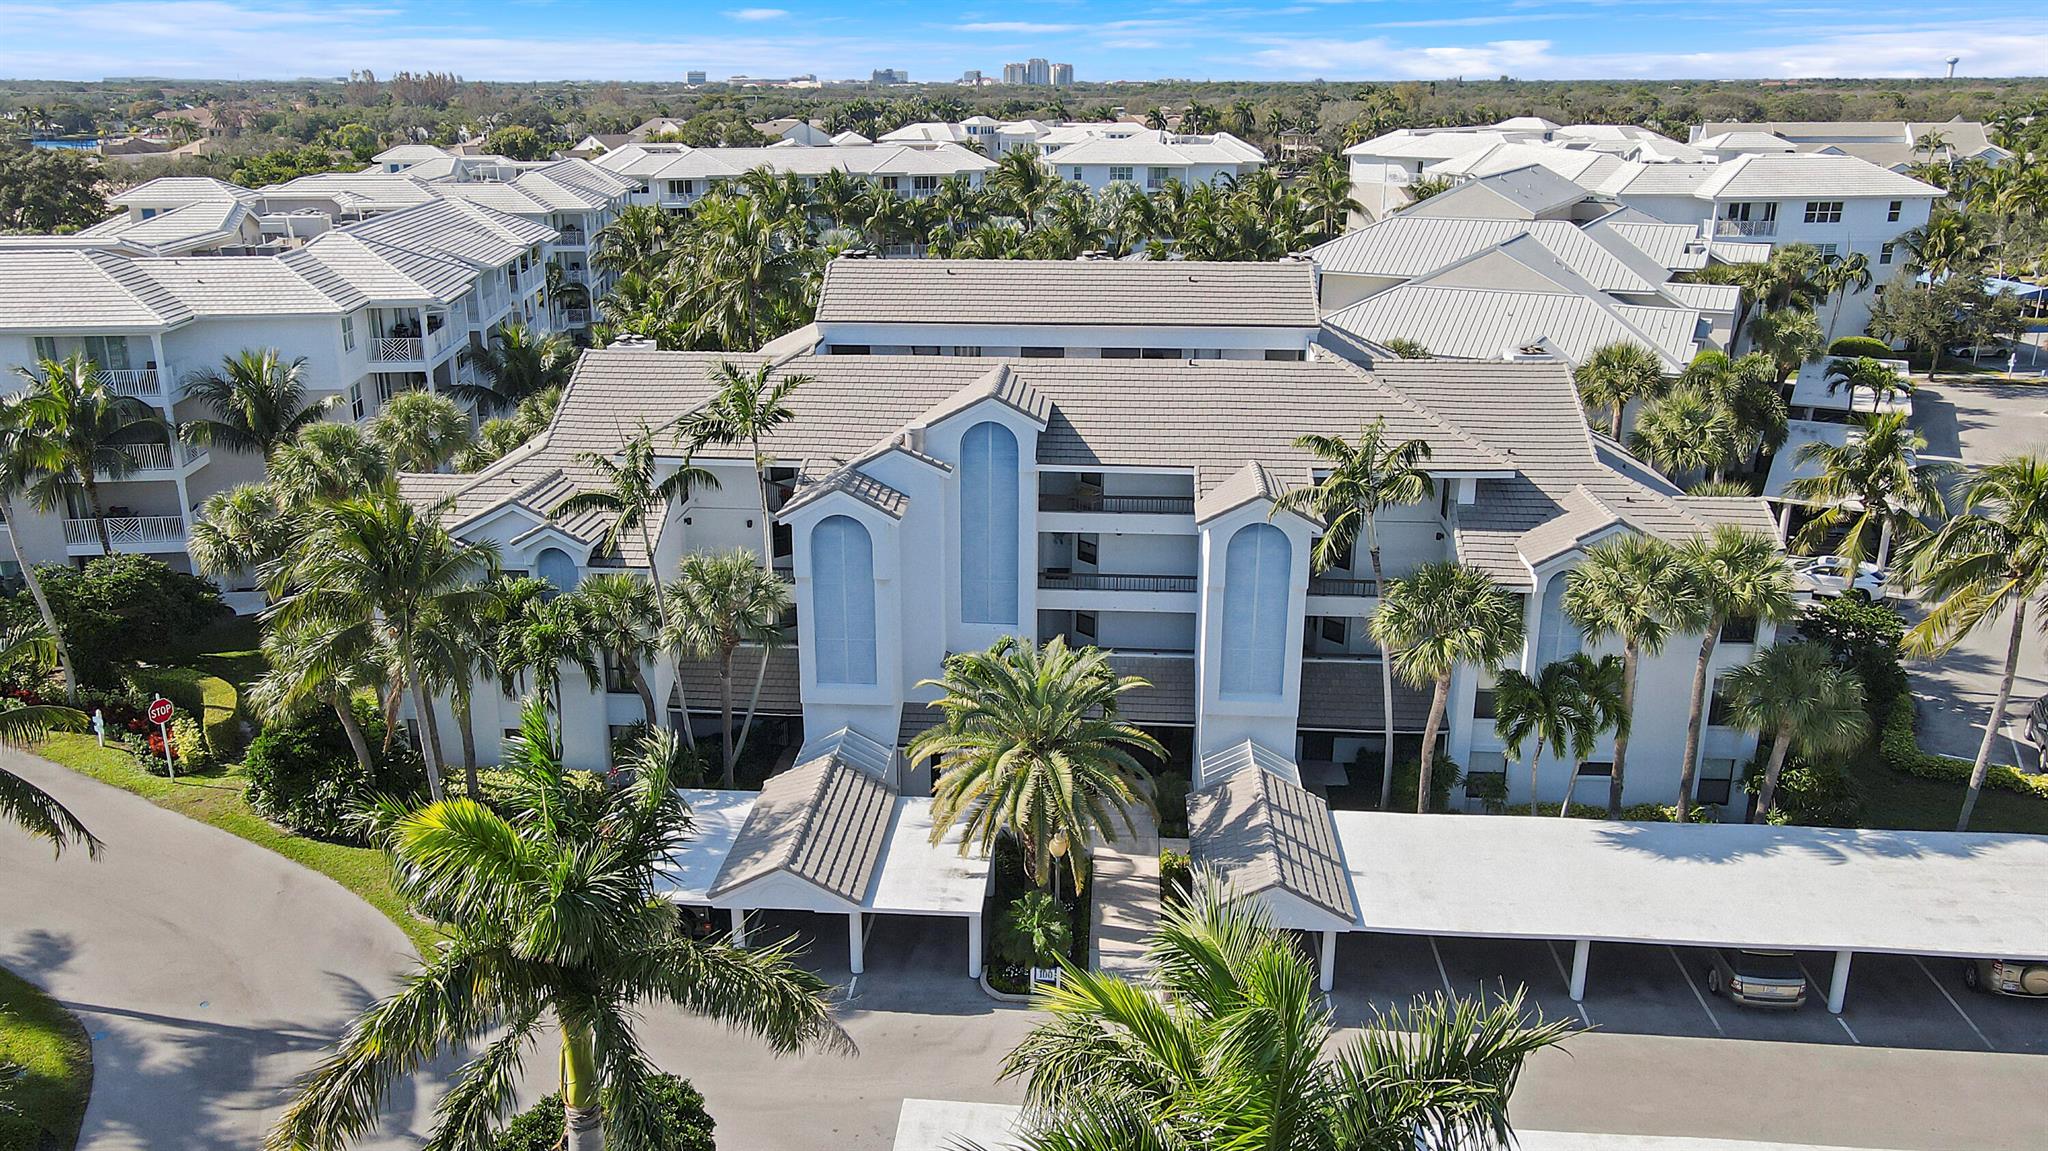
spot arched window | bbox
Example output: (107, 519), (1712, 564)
(535, 547), (578, 597)
(1220, 523), (1291, 696)
(959, 420), (1019, 625)
(1535, 572), (1581, 670)
(811, 515), (877, 685)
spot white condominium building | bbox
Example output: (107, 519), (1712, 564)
(590, 141), (997, 214)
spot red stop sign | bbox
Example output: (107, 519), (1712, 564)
(147, 698), (174, 726)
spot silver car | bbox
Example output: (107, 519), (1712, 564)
(1705, 948), (1808, 1009)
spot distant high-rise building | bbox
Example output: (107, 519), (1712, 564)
(872, 68), (909, 85)
(685, 70), (707, 85)
(1051, 62), (1074, 87)
(1025, 57), (1051, 86)
(959, 69), (982, 86)
(1002, 62), (1028, 85)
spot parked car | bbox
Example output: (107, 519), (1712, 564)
(1963, 958), (2048, 997)
(1791, 555), (1889, 600)
(1705, 949), (1809, 1008)
(2026, 695), (2046, 767)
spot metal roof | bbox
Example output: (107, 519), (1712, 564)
(709, 729), (899, 905)
(816, 258), (1322, 329)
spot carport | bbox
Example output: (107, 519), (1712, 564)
(1329, 812), (2048, 1012)
(656, 728), (993, 978)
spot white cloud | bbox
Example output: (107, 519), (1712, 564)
(956, 20), (1080, 33)
(725, 7), (788, 20)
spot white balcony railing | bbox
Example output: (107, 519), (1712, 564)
(565, 307), (591, 325)
(370, 337), (424, 362)
(97, 369), (163, 398)
(63, 515), (186, 549)
(1715, 218), (1778, 237)
(557, 227), (586, 245)
(104, 441), (206, 474)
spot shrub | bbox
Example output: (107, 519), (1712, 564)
(1745, 753), (1863, 826)
(494, 1074), (715, 1151)
(1828, 336), (1895, 360)
(1380, 755), (1460, 813)
(1153, 772), (1190, 838)
(243, 703), (427, 841)
(168, 714), (215, 773)
(995, 891), (1073, 970)
(18, 555), (227, 686)
(1159, 848), (1192, 906)
(1525, 801), (1680, 821)
(128, 666), (241, 759)
(1798, 595), (1907, 717)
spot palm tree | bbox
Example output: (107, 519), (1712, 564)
(592, 204), (674, 281)
(1824, 356), (1913, 412)
(662, 550), (791, 788)
(1721, 642), (1867, 821)
(270, 422), (392, 504)
(0, 396), (78, 697)
(493, 577), (602, 719)
(271, 702), (847, 1151)
(909, 636), (1162, 893)
(1673, 526), (1796, 822)
(1748, 308), (1826, 381)
(12, 353), (167, 554)
(249, 618), (383, 787)
(180, 349), (338, 457)
(1572, 342), (1666, 438)
(1901, 210), (1987, 281)
(1271, 419), (1433, 808)
(990, 147), (1057, 227)
(1630, 385), (1738, 483)
(1902, 455), (2048, 830)
(1788, 411), (1948, 587)
(1300, 153), (1360, 242)
(369, 390), (467, 473)
(1816, 252), (1873, 342)
(1563, 534), (1706, 817)
(575, 572), (664, 726)
(677, 359), (807, 561)
(1493, 653), (1624, 816)
(1678, 351), (1787, 471)
(267, 491), (500, 803)
(675, 194), (813, 351)
(1371, 562), (1524, 813)
(0, 621), (94, 857)
(190, 483), (293, 585)
(449, 324), (576, 415)
(1000, 872), (1574, 1150)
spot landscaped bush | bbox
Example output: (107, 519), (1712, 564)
(1798, 594), (1908, 718)
(493, 1074), (715, 1151)
(1159, 847), (1191, 906)
(1743, 752), (1864, 827)
(1828, 336), (1895, 360)
(994, 891), (1073, 970)
(985, 835), (1090, 993)
(1383, 755), (1461, 814)
(1877, 689), (2048, 801)
(1153, 772), (1189, 838)
(243, 703), (427, 841)
(12, 556), (227, 687)
(1526, 801), (1682, 821)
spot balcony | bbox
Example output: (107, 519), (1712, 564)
(97, 369), (164, 399)
(556, 227), (586, 246)
(99, 441), (207, 477)
(1038, 492), (1196, 515)
(1039, 571), (1197, 594)
(63, 514), (186, 552)
(1715, 218), (1777, 237)
(1308, 575), (1377, 597)
(370, 337), (423, 363)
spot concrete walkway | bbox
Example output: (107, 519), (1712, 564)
(1088, 813), (1162, 979)
(0, 751), (439, 1150)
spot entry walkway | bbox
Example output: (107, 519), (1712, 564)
(1087, 806), (1161, 979)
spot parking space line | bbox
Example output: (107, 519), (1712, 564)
(1666, 947), (1723, 1036)
(1790, 960), (1857, 1043)
(1544, 940), (1593, 1027)
(1427, 936), (1457, 998)
(1914, 956), (1995, 1051)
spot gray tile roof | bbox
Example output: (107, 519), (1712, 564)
(129, 256), (362, 317)
(1107, 653), (1197, 725)
(108, 177), (258, 206)
(710, 731), (899, 904)
(673, 648), (802, 715)
(1311, 217), (1672, 294)
(1692, 153), (1944, 200)
(1297, 660), (1432, 731)
(0, 249), (193, 332)
(1189, 743), (1358, 924)
(814, 258), (1321, 329)
(1323, 283), (1699, 371)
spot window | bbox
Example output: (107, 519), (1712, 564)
(1722, 201), (1775, 223)
(1265, 349), (1305, 361)
(1803, 200), (1844, 224)
(1879, 242), (1896, 265)
(341, 314), (356, 352)
(1576, 760), (1613, 777)
(913, 175), (938, 194)
(880, 176), (901, 192)
(1887, 200), (1903, 223)
(811, 515), (878, 685)
(1813, 243), (1839, 259)
(1070, 167), (1084, 181)
(348, 381), (364, 420)
(1720, 615), (1758, 645)
(1220, 523), (1291, 697)
(1100, 347), (1142, 359)
(604, 652), (637, 694)
(81, 335), (131, 372)
(1140, 347), (1179, 359)
(1020, 346), (1064, 359)
(959, 422), (1021, 625)
(1073, 610), (1098, 641)
(951, 345), (982, 357)
(1708, 678), (1735, 727)
(1147, 166), (1170, 189)
(1697, 758), (1736, 806)
(830, 344), (871, 355)
(1075, 533), (1099, 566)
(32, 337), (57, 362)
(1319, 616), (1346, 646)
(1465, 750), (1508, 790)
(910, 345), (940, 356)
(535, 548), (579, 596)
(1108, 165), (1134, 183)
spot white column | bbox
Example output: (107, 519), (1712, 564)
(848, 911), (865, 975)
(1319, 930), (1338, 992)
(1569, 939), (1591, 1002)
(967, 913), (983, 979)
(730, 908), (748, 947)
(1828, 949), (1853, 1014)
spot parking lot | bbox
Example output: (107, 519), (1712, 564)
(1324, 931), (2047, 1055)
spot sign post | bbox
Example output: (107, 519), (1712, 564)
(147, 696), (175, 779)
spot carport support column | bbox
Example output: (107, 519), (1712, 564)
(1569, 939), (1590, 1002)
(848, 912), (865, 975)
(1319, 931), (1338, 992)
(1828, 949), (1852, 1014)
(730, 908), (748, 947)
(967, 913), (983, 979)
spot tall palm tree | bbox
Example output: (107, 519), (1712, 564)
(1748, 308), (1826, 381)
(249, 618), (383, 786)
(675, 194), (813, 351)
(190, 483), (293, 586)
(0, 396), (78, 697)
(575, 572), (664, 727)
(1901, 210), (1988, 281)
(180, 349), (338, 457)
(493, 577), (602, 719)
(1787, 411), (1949, 587)
(12, 353), (167, 554)
(1824, 356), (1913, 412)
(1902, 455), (2048, 830)
(909, 636), (1162, 893)
(1300, 153), (1361, 242)
(369, 390), (468, 473)
(1563, 534), (1706, 816)
(1629, 385), (1738, 483)
(662, 550), (791, 788)
(1816, 252), (1872, 342)
(1721, 641), (1867, 823)
(1673, 526), (1796, 822)
(1493, 653), (1624, 817)
(267, 491), (500, 803)
(1370, 561), (1525, 813)
(592, 204), (674, 281)
(990, 147), (1057, 227)
(271, 702), (847, 1151)
(270, 422), (392, 504)
(0, 621), (94, 857)
(1000, 872), (1574, 1150)
(1572, 341), (1666, 438)
(449, 324), (577, 415)
(1271, 419), (1434, 808)
(677, 359), (807, 561)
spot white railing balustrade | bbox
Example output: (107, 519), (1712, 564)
(63, 515), (186, 548)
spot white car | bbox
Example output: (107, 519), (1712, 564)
(1791, 555), (1889, 599)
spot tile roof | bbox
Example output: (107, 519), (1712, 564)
(1189, 742), (1358, 924)
(260, 172), (442, 211)
(710, 730), (898, 904)
(108, 177), (258, 206)
(130, 256), (362, 316)
(815, 258), (1321, 328)
(75, 199), (251, 255)
(0, 249), (193, 332)
(1692, 153), (1944, 200)
(1310, 218), (1671, 294)
(1298, 660), (1432, 732)
(343, 198), (554, 267)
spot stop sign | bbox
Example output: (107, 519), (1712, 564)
(147, 698), (174, 726)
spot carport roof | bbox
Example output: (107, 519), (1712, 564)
(1190, 742), (1359, 927)
(1332, 811), (2048, 959)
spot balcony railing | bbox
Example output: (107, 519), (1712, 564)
(1039, 571), (1198, 593)
(104, 441), (207, 474)
(556, 227), (586, 245)
(566, 307), (591, 325)
(97, 369), (163, 398)
(1308, 576), (1377, 597)
(1038, 493), (1197, 515)
(371, 337), (424, 362)
(63, 515), (185, 549)
(1715, 218), (1777, 237)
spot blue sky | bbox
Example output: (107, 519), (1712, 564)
(1, 0), (2042, 83)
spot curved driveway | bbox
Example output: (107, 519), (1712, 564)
(0, 751), (437, 1150)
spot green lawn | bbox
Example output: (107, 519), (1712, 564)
(0, 966), (92, 1151)
(1845, 754), (2048, 835)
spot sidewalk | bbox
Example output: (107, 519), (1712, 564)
(1087, 811), (1161, 980)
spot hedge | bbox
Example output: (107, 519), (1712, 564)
(1828, 336), (1896, 360)
(1879, 690), (2048, 800)
(129, 665), (242, 760)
